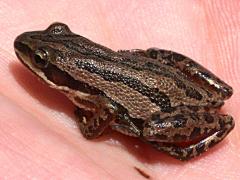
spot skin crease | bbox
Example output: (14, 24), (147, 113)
(0, 0), (239, 179)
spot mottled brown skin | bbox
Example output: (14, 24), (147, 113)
(14, 23), (234, 160)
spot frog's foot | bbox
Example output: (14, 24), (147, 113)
(74, 95), (116, 139)
(143, 113), (234, 160)
(118, 48), (233, 100)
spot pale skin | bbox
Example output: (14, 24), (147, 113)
(0, 0), (239, 179)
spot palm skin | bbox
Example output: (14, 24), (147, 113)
(0, 1), (239, 179)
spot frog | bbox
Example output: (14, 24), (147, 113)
(14, 22), (234, 160)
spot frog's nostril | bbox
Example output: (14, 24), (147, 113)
(14, 40), (22, 51)
(14, 41), (29, 55)
(14, 37), (32, 58)
(14, 33), (30, 51)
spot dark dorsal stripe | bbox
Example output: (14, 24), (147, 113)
(74, 60), (174, 113)
(32, 34), (204, 101)
(41, 63), (145, 124)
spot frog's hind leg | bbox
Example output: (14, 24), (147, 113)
(73, 95), (117, 139)
(143, 113), (234, 160)
(118, 48), (233, 100)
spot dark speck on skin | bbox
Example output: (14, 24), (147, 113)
(134, 166), (151, 179)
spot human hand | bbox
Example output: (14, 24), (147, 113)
(0, 1), (239, 179)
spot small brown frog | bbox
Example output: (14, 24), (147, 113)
(14, 23), (234, 160)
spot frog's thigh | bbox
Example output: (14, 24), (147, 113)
(118, 48), (233, 99)
(144, 113), (234, 160)
(74, 95), (116, 139)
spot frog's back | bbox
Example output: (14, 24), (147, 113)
(24, 25), (219, 118)
(56, 41), (220, 120)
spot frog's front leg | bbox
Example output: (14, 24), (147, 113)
(73, 95), (117, 139)
(143, 112), (234, 160)
(118, 48), (233, 100)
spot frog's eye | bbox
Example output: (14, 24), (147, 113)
(146, 48), (158, 59)
(33, 49), (49, 68)
(46, 22), (71, 35)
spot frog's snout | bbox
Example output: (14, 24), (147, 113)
(14, 33), (32, 58)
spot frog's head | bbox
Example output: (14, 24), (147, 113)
(14, 22), (76, 70)
(14, 22), (85, 90)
